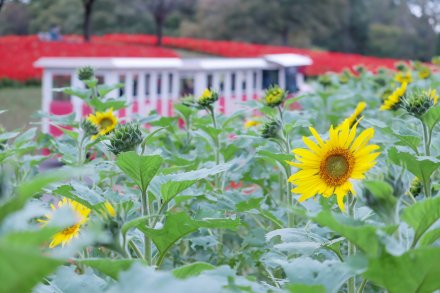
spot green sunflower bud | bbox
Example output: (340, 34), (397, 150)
(395, 62), (408, 72)
(318, 74), (332, 88)
(402, 89), (437, 118)
(408, 177), (422, 198)
(81, 119), (99, 138)
(77, 66), (95, 81)
(197, 88), (219, 108)
(260, 119), (281, 139)
(263, 85), (287, 107)
(108, 122), (143, 155)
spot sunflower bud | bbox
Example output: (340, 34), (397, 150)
(81, 119), (99, 138)
(260, 119), (281, 139)
(408, 177), (422, 198)
(263, 85), (287, 107)
(318, 74), (332, 88)
(108, 122), (143, 155)
(402, 89), (438, 118)
(77, 66), (95, 81)
(418, 66), (431, 80)
(395, 62), (408, 72)
(197, 88), (219, 108)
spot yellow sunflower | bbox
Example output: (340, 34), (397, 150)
(38, 198), (91, 248)
(394, 71), (412, 84)
(88, 108), (118, 136)
(338, 102), (367, 129)
(425, 89), (439, 105)
(244, 119), (261, 128)
(380, 82), (407, 111)
(287, 120), (380, 212)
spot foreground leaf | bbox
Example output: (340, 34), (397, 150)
(172, 262), (215, 279)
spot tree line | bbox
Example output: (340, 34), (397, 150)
(0, 0), (439, 60)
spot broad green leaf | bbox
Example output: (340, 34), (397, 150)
(363, 180), (396, 222)
(0, 131), (19, 141)
(140, 212), (240, 260)
(287, 284), (326, 293)
(172, 262), (215, 279)
(0, 241), (64, 293)
(257, 149), (292, 167)
(116, 151), (163, 193)
(418, 228), (440, 247)
(235, 197), (264, 212)
(0, 168), (90, 223)
(88, 98), (127, 112)
(160, 180), (197, 202)
(121, 216), (153, 235)
(421, 104), (440, 133)
(281, 257), (365, 293)
(366, 119), (421, 153)
(13, 127), (37, 147)
(401, 196), (440, 245)
(312, 210), (394, 257)
(53, 184), (103, 210)
(174, 104), (195, 121)
(57, 87), (90, 99)
(363, 247), (440, 293)
(388, 147), (440, 182)
(78, 258), (145, 279)
(97, 83), (124, 97)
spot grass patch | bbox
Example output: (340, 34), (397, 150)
(0, 87), (41, 131)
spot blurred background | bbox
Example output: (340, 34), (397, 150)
(2, 0), (440, 60)
(1, 0), (440, 130)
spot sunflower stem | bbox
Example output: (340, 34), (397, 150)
(141, 189), (152, 265)
(357, 278), (368, 293)
(421, 122), (432, 198)
(347, 196), (357, 293)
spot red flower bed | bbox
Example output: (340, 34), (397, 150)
(0, 34), (403, 82)
(0, 35), (178, 81)
(99, 34), (402, 76)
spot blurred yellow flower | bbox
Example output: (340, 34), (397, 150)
(425, 89), (438, 105)
(394, 71), (412, 84)
(104, 201), (116, 217)
(338, 102), (367, 129)
(88, 108), (118, 136)
(287, 120), (379, 212)
(38, 198), (91, 248)
(244, 120), (261, 128)
(380, 82), (407, 111)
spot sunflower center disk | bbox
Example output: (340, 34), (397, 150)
(325, 155), (349, 178)
(62, 224), (79, 236)
(99, 118), (113, 128)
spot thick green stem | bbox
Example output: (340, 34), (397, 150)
(208, 107), (221, 187)
(347, 196), (356, 293)
(421, 122), (432, 198)
(141, 189), (152, 264)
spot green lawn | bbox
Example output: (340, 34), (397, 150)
(0, 87), (41, 131)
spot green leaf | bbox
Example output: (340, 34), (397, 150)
(0, 131), (19, 141)
(77, 258), (145, 279)
(401, 196), (440, 246)
(421, 104), (440, 133)
(140, 212), (240, 261)
(0, 241), (64, 293)
(172, 262), (215, 279)
(418, 228), (440, 247)
(88, 98), (127, 112)
(388, 147), (440, 182)
(363, 247), (440, 293)
(97, 83), (124, 97)
(56, 87), (90, 100)
(116, 151), (163, 193)
(312, 210), (394, 257)
(160, 180), (197, 202)
(235, 197), (264, 212)
(0, 168), (90, 223)
(13, 127), (37, 147)
(287, 284), (326, 293)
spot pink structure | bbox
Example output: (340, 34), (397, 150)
(34, 55), (312, 134)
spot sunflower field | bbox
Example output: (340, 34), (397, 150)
(1, 63), (440, 293)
